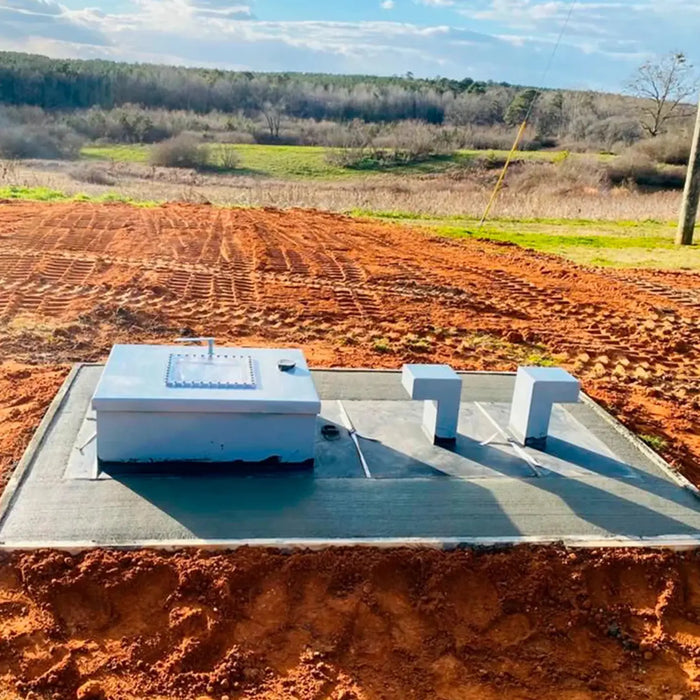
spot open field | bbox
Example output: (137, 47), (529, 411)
(1, 177), (698, 270)
(1, 201), (700, 698)
(2, 155), (686, 223)
(81, 143), (575, 179)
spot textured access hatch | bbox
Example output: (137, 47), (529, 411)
(166, 353), (256, 389)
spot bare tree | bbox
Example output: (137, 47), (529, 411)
(261, 100), (284, 140)
(627, 52), (698, 137)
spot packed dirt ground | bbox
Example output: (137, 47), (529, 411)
(1, 200), (700, 698)
(2, 547), (700, 700)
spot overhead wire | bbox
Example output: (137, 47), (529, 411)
(479, 0), (579, 225)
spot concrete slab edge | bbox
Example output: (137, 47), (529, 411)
(579, 392), (700, 498)
(0, 364), (83, 532)
(1, 535), (700, 553)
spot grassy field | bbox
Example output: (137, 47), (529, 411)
(83, 143), (348, 178)
(81, 143), (591, 179)
(358, 211), (700, 270)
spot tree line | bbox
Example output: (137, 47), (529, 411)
(0, 51), (508, 124)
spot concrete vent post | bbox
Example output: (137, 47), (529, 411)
(508, 366), (580, 448)
(401, 364), (462, 445)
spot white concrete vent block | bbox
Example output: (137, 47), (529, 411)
(401, 364), (462, 445)
(92, 344), (321, 465)
(508, 366), (580, 448)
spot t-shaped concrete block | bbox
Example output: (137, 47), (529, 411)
(508, 366), (580, 448)
(401, 364), (462, 445)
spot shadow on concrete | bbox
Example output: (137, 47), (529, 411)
(519, 437), (700, 537)
(109, 425), (700, 541)
(538, 436), (694, 505)
(361, 433), (533, 479)
(111, 436), (524, 540)
(540, 436), (636, 479)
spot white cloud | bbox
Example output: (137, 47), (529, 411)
(0, 0), (107, 44)
(497, 33), (526, 48)
(0, 0), (698, 91)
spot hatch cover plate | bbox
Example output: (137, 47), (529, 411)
(166, 353), (256, 389)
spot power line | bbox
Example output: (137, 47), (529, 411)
(479, 0), (578, 226)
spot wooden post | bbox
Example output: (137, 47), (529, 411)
(676, 95), (700, 246)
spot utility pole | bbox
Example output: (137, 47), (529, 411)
(676, 94), (700, 245)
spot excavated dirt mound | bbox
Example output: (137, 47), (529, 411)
(1, 200), (700, 698)
(2, 547), (700, 700)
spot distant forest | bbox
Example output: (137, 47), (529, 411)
(0, 51), (507, 124)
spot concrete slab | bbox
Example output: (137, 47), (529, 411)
(1, 365), (699, 549)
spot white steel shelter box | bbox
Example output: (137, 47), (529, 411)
(92, 344), (321, 466)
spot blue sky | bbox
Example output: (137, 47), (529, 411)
(1, 0), (699, 91)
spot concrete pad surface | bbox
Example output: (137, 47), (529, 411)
(1, 365), (699, 549)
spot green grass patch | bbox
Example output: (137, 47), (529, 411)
(82, 144), (150, 163)
(640, 434), (668, 452)
(353, 209), (700, 271)
(82, 143), (355, 179)
(434, 225), (674, 251)
(0, 185), (158, 206)
(227, 144), (349, 178)
(0, 185), (71, 201)
(81, 143), (601, 180)
(351, 209), (671, 230)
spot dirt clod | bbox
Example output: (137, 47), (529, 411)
(76, 681), (105, 700)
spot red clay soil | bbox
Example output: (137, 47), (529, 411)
(1, 200), (700, 698)
(1, 546), (700, 700)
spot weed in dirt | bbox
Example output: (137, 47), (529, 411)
(523, 350), (557, 367)
(640, 434), (669, 452)
(372, 337), (393, 354)
(400, 333), (433, 353)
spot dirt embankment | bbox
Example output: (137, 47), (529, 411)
(1, 201), (700, 699)
(2, 547), (700, 700)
